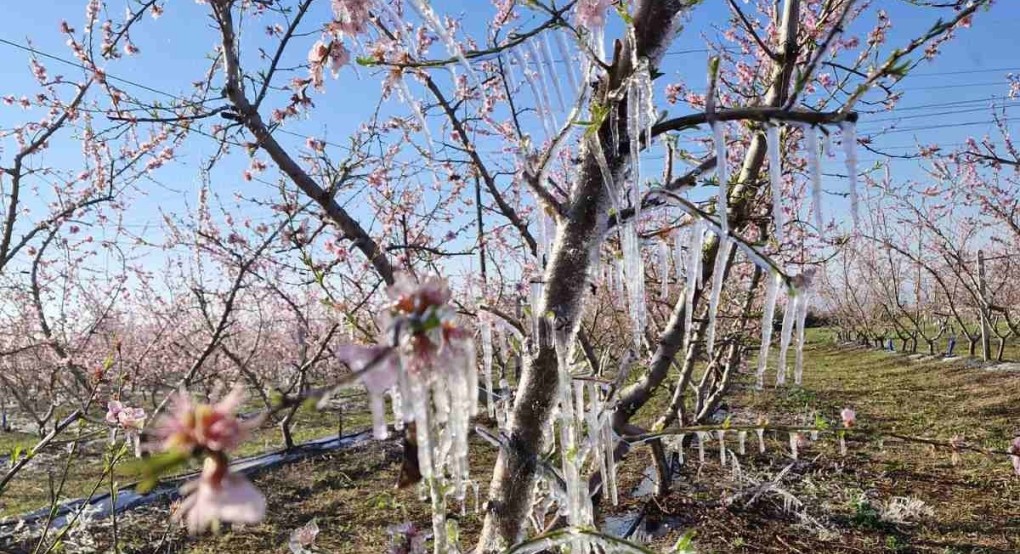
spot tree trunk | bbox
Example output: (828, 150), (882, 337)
(476, 3), (690, 549)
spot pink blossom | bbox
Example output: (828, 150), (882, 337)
(386, 273), (452, 317)
(175, 456), (266, 535)
(155, 386), (253, 454)
(575, 0), (613, 30)
(118, 406), (146, 430)
(288, 519), (320, 553)
(106, 400), (124, 425)
(331, 0), (373, 37)
(840, 408), (856, 428)
(1009, 437), (1020, 476)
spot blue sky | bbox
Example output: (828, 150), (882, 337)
(0, 0), (1017, 271)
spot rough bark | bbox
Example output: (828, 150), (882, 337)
(476, 2), (689, 549)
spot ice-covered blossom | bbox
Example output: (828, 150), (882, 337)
(575, 0), (613, 30)
(288, 519), (320, 554)
(174, 455), (266, 535)
(154, 386), (254, 454)
(840, 408), (856, 428)
(330, 0), (373, 37)
(387, 522), (426, 554)
(106, 400), (146, 430)
(336, 273), (475, 550)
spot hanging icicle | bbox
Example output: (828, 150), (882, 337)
(684, 221), (705, 351)
(539, 34), (566, 111)
(528, 40), (558, 122)
(705, 235), (733, 357)
(776, 287), (797, 387)
(696, 431), (707, 465)
(511, 47), (554, 139)
(841, 120), (859, 227)
(621, 222), (646, 350)
(756, 271), (781, 390)
(803, 124), (824, 229)
(658, 237), (671, 300)
(789, 432), (801, 460)
(756, 427), (766, 454)
(793, 289), (810, 386)
(553, 29), (580, 100)
(717, 430), (727, 465)
(530, 280), (544, 340)
(480, 312), (495, 418)
(767, 124), (785, 243)
(713, 121), (729, 234)
(738, 430), (747, 456)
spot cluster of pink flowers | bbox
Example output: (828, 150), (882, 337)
(106, 400), (146, 431)
(305, 0), (372, 90)
(106, 400), (146, 457)
(154, 387), (265, 534)
(575, 0), (613, 30)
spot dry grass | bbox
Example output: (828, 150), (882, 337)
(5, 333), (1020, 553)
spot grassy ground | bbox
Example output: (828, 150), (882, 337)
(0, 397), (371, 517)
(5, 332), (1020, 553)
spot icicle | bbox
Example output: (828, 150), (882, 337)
(628, 83), (643, 225)
(756, 271), (781, 390)
(789, 432), (800, 460)
(621, 222), (646, 350)
(574, 380), (585, 430)
(793, 291), (809, 386)
(684, 221), (704, 351)
(756, 428), (766, 454)
(705, 236), (733, 357)
(658, 238), (671, 300)
(803, 124), (824, 229)
(480, 313), (495, 418)
(841, 121), (859, 227)
(391, 388), (405, 430)
(673, 228), (687, 281)
(677, 433), (686, 465)
(696, 431), (707, 465)
(407, 0), (478, 88)
(539, 34), (566, 111)
(369, 393), (388, 440)
(511, 48), (554, 139)
(615, 257), (626, 299)
(738, 430), (747, 456)
(394, 78), (434, 156)
(776, 288), (797, 387)
(717, 430), (727, 465)
(810, 430), (819, 441)
(839, 432), (847, 457)
(767, 124), (785, 243)
(528, 40), (558, 123)
(604, 424), (619, 505)
(713, 121), (729, 234)
(553, 29), (579, 98)
(530, 280), (543, 339)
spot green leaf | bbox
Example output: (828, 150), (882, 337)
(671, 529), (697, 553)
(615, 3), (634, 25)
(355, 56), (379, 67)
(126, 450), (191, 494)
